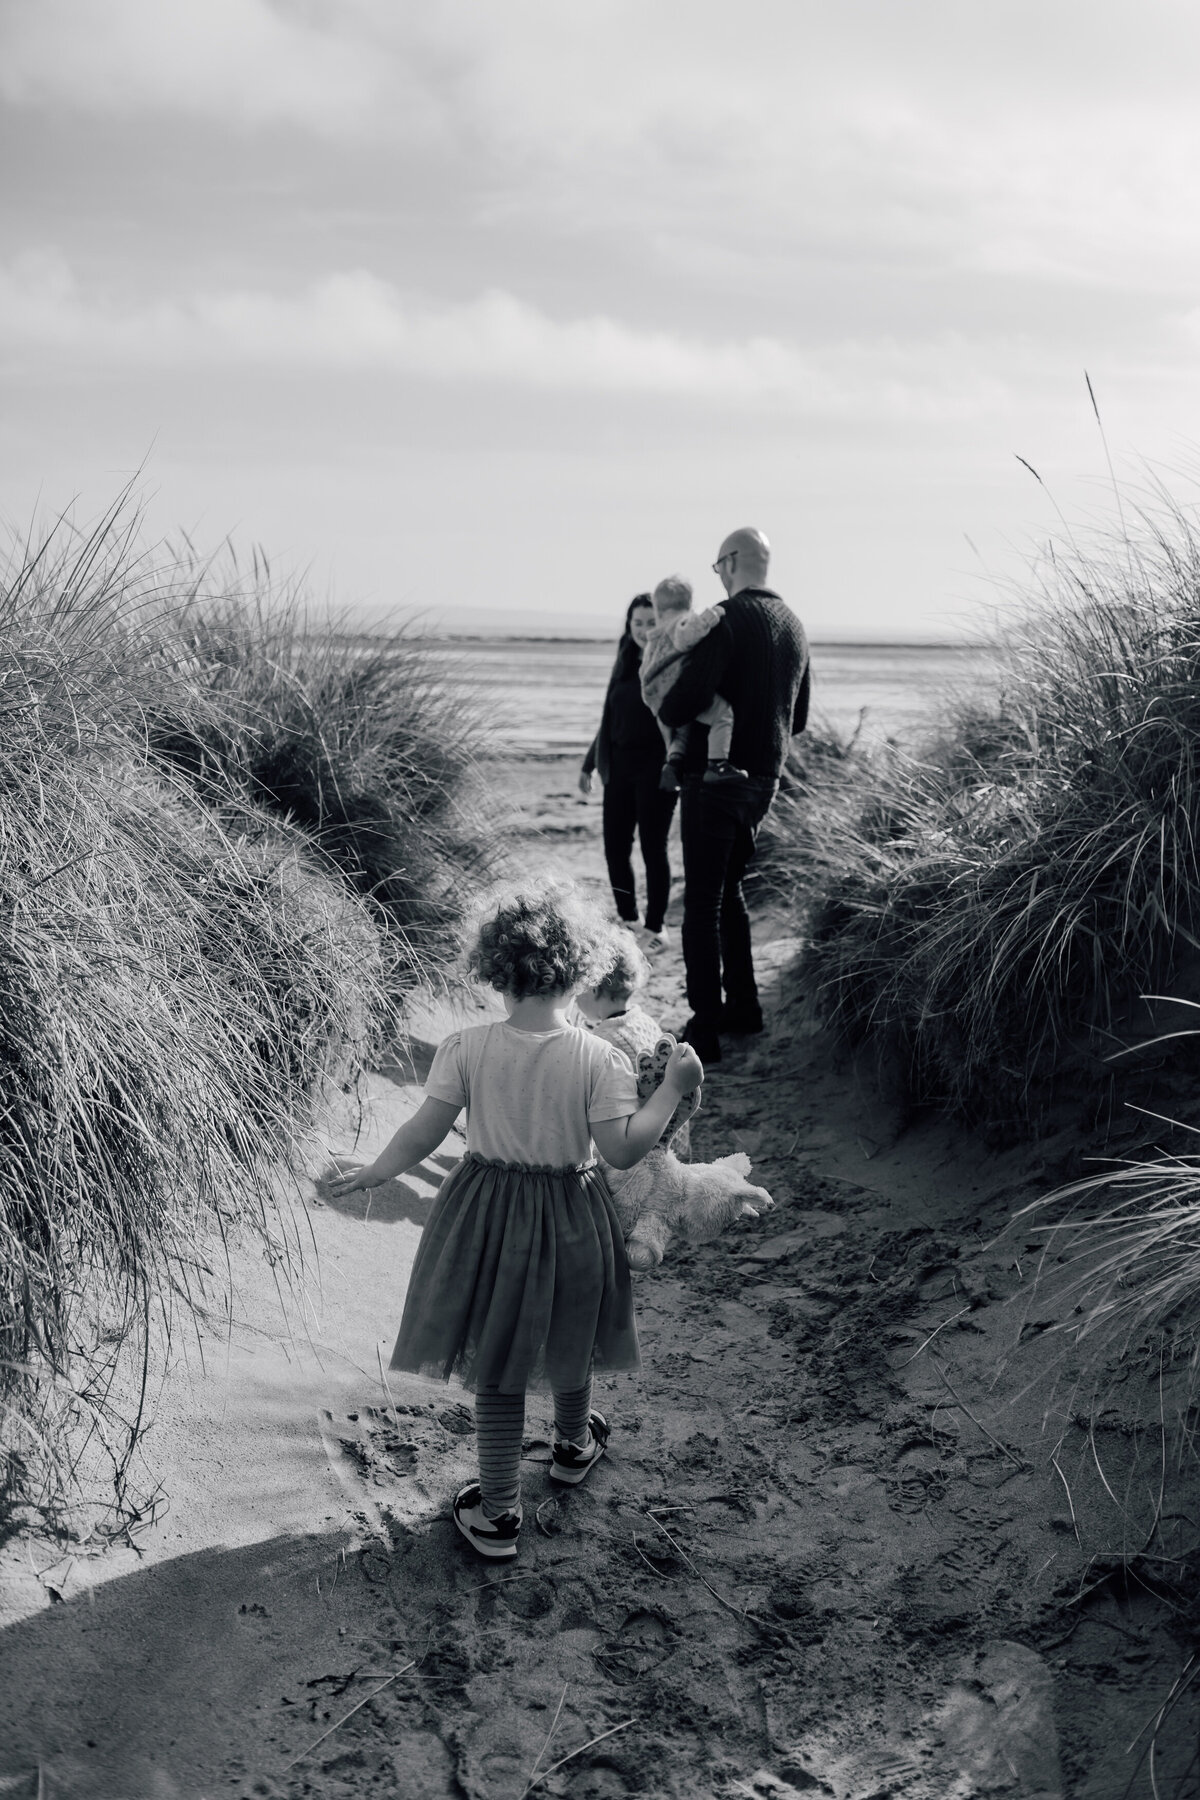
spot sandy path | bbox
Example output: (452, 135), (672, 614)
(1, 756), (1197, 1799)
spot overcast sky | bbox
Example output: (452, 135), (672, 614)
(4, 1), (1200, 637)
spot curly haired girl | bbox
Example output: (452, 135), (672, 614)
(330, 882), (703, 1560)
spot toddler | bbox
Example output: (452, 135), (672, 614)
(639, 574), (747, 790)
(330, 884), (702, 1561)
(577, 926), (695, 1155)
(574, 927), (661, 1068)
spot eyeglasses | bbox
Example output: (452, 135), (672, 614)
(711, 550), (737, 574)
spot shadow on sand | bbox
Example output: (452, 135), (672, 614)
(0, 1514), (472, 1799)
(377, 1035), (439, 1086)
(316, 1151), (459, 1229)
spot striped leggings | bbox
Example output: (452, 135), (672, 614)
(475, 1373), (594, 1519)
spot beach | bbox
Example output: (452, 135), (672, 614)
(419, 636), (998, 756)
(10, 1), (1200, 1789)
(2, 708), (1196, 1800)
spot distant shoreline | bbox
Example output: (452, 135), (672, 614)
(333, 631), (1000, 758)
(345, 630), (991, 651)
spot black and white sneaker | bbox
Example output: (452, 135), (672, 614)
(549, 1411), (610, 1486)
(453, 1482), (521, 1559)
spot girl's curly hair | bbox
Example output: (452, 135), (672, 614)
(593, 926), (650, 1003)
(468, 882), (611, 998)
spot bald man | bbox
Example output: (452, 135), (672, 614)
(656, 527), (810, 1063)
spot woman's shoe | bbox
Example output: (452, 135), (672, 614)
(453, 1482), (521, 1558)
(641, 924), (672, 951)
(549, 1412), (610, 1486)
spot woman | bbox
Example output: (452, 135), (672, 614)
(580, 594), (677, 948)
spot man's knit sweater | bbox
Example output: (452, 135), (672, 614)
(656, 589), (809, 779)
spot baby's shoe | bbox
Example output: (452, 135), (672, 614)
(703, 759), (748, 783)
(550, 1411), (611, 1486)
(453, 1482), (521, 1558)
(659, 763), (680, 793)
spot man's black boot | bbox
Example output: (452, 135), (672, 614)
(679, 1016), (722, 1063)
(718, 1001), (764, 1034)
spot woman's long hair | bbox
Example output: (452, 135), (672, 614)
(609, 593), (653, 685)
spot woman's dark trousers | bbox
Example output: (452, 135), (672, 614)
(679, 775), (776, 1026)
(601, 770), (677, 933)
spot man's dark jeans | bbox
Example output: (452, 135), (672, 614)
(680, 774), (777, 1027)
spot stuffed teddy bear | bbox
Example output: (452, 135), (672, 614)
(600, 1034), (774, 1270)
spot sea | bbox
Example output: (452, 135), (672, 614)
(417, 637), (999, 758)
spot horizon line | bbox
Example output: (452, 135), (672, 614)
(342, 627), (991, 649)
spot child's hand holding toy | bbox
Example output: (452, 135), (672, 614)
(664, 1041), (704, 1096)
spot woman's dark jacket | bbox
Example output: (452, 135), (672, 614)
(582, 645), (666, 785)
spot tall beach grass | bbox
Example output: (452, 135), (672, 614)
(0, 503), (492, 1533)
(1020, 1150), (1200, 1366)
(783, 486), (1200, 1132)
(768, 481), (1200, 1391)
(147, 565), (492, 980)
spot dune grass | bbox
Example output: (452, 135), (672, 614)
(1019, 1151), (1200, 1366)
(771, 483), (1200, 1382)
(0, 505), (490, 1533)
(784, 489), (1200, 1131)
(147, 568), (493, 982)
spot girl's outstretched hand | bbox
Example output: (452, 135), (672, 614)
(327, 1159), (381, 1198)
(665, 1042), (704, 1094)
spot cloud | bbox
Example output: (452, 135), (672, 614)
(0, 0), (389, 133)
(7, 1), (1200, 317)
(0, 251), (1015, 423)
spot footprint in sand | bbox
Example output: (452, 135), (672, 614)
(475, 1572), (557, 1622)
(729, 1773), (835, 1800)
(323, 1400), (474, 1495)
(322, 1408), (419, 1486)
(417, 1638), (473, 1699)
(765, 1576), (824, 1645)
(593, 1607), (679, 1684)
(884, 1434), (960, 1512)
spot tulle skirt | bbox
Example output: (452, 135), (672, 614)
(390, 1153), (640, 1394)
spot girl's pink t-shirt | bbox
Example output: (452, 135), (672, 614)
(424, 1020), (638, 1167)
